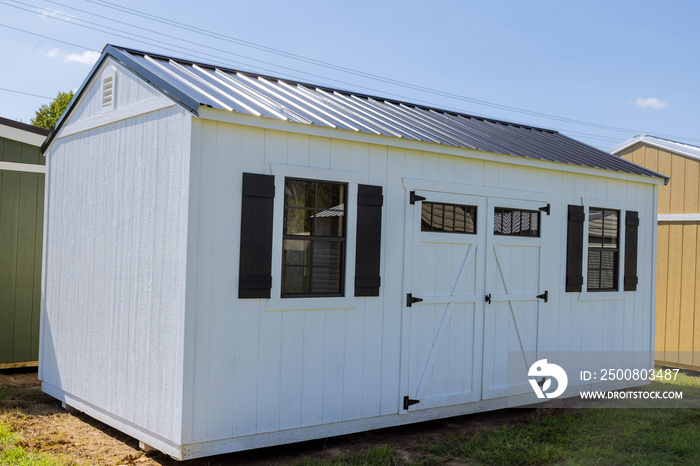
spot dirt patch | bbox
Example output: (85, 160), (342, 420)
(1, 369), (540, 465)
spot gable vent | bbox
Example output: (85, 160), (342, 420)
(101, 66), (116, 113)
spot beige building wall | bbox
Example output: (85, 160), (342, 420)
(619, 143), (700, 369)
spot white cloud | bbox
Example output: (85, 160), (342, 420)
(46, 48), (100, 66)
(634, 97), (668, 109)
(64, 51), (100, 66)
(42, 9), (71, 20)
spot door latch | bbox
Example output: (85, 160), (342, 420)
(485, 293), (492, 304)
(406, 293), (423, 307)
(536, 290), (548, 302)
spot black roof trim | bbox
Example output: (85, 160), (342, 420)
(0, 116), (49, 136)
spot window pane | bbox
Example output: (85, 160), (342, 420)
(587, 208), (620, 291)
(494, 208), (540, 237)
(421, 202), (476, 234)
(283, 266), (310, 294)
(312, 241), (343, 268)
(283, 239), (311, 266)
(588, 209), (604, 245)
(284, 179), (314, 208)
(284, 208), (314, 235)
(311, 266), (343, 294)
(315, 183), (344, 209)
(602, 210), (618, 248)
(313, 204), (344, 237)
(588, 269), (600, 290)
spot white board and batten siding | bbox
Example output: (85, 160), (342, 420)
(40, 54), (659, 460)
(40, 59), (191, 452)
(180, 111), (657, 456)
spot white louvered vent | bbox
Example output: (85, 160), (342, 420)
(101, 67), (116, 113)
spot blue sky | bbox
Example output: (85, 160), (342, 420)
(0, 0), (698, 150)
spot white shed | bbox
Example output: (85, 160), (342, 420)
(40, 45), (667, 460)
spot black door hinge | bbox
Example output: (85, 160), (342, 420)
(539, 204), (550, 215)
(410, 191), (427, 205)
(536, 290), (548, 302)
(406, 293), (423, 307)
(403, 396), (420, 410)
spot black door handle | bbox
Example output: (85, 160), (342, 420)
(485, 293), (491, 304)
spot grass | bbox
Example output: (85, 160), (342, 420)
(0, 422), (75, 466)
(416, 370), (700, 465)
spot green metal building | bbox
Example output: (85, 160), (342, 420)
(0, 116), (47, 369)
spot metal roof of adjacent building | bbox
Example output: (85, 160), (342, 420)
(44, 44), (667, 183)
(610, 133), (700, 162)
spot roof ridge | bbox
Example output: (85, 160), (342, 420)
(109, 44), (559, 134)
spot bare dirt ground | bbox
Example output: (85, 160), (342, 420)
(0, 369), (539, 465)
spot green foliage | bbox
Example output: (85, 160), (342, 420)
(0, 423), (17, 447)
(418, 407), (700, 465)
(30, 91), (74, 131)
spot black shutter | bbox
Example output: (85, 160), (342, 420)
(566, 205), (585, 292)
(239, 173), (275, 299)
(624, 210), (639, 292)
(355, 184), (383, 297)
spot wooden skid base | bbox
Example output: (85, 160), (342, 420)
(0, 361), (38, 370)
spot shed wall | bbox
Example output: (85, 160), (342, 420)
(40, 105), (191, 444)
(619, 143), (700, 368)
(183, 117), (656, 447)
(0, 137), (44, 366)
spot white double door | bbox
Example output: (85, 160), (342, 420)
(400, 190), (548, 411)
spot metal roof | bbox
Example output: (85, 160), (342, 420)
(610, 133), (700, 162)
(43, 44), (666, 183)
(0, 116), (49, 136)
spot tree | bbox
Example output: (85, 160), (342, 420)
(31, 90), (74, 130)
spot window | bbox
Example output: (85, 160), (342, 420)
(587, 208), (619, 291)
(494, 208), (540, 237)
(421, 202), (476, 234)
(282, 179), (347, 297)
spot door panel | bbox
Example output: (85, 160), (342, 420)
(401, 192), (486, 410)
(482, 199), (545, 399)
(401, 191), (548, 410)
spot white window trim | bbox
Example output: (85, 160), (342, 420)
(578, 197), (628, 301)
(266, 163), (361, 311)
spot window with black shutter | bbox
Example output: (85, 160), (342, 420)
(587, 208), (620, 292)
(282, 178), (347, 297)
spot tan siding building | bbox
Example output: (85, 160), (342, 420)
(613, 134), (700, 369)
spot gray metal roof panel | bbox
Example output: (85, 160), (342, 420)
(610, 133), (700, 162)
(41, 44), (667, 182)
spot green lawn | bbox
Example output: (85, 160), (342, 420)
(295, 370), (700, 465)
